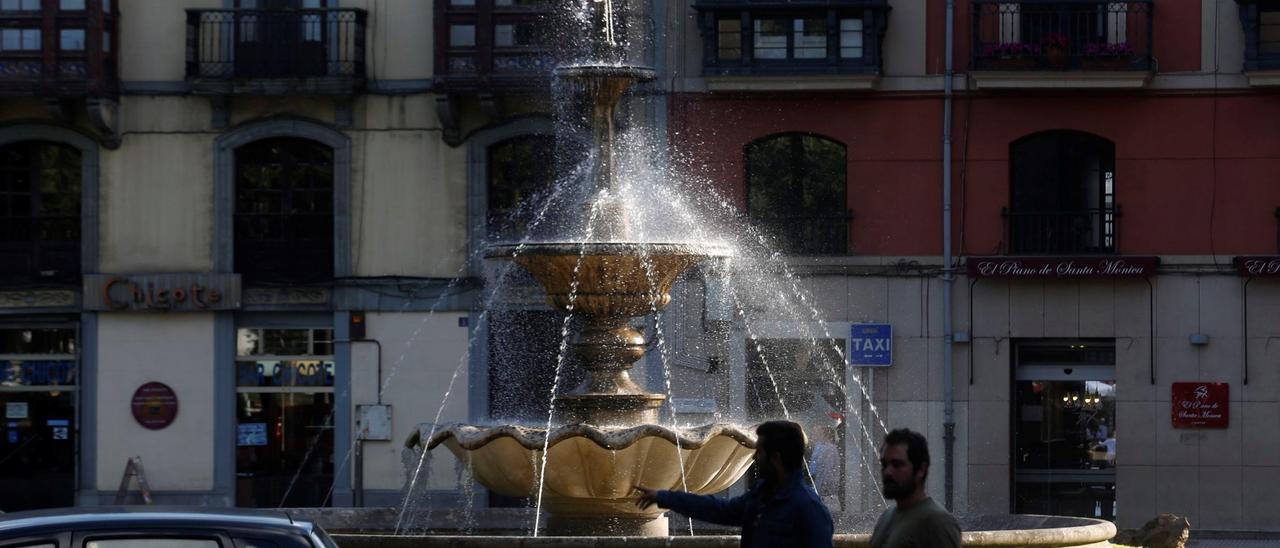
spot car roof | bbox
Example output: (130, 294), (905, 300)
(0, 507), (315, 538)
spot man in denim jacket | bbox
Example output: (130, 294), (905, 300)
(635, 420), (834, 547)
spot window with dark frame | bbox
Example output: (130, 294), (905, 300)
(1008, 131), (1116, 255)
(1253, 0), (1280, 63)
(486, 134), (555, 242)
(435, 0), (554, 89)
(696, 1), (885, 76)
(0, 0), (117, 95)
(0, 141), (81, 284)
(234, 137), (334, 283)
(745, 134), (850, 255)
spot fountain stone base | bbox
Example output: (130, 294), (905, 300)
(546, 514), (668, 537)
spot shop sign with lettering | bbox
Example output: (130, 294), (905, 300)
(84, 274), (241, 312)
(1233, 256), (1280, 277)
(967, 257), (1160, 279)
(1171, 382), (1229, 428)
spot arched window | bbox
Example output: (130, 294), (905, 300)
(745, 134), (849, 255)
(1009, 130), (1116, 254)
(486, 134), (555, 242)
(234, 137), (334, 282)
(0, 141), (81, 283)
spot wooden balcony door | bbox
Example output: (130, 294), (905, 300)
(233, 0), (330, 78)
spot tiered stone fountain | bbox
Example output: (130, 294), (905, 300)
(422, 0), (756, 537)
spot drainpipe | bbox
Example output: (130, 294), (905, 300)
(942, 0), (957, 512)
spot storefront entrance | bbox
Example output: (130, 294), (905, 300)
(1013, 340), (1116, 519)
(0, 326), (78, 512)
(234, 327), (335, 507)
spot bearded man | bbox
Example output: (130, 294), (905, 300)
(869, 428), (962, 548)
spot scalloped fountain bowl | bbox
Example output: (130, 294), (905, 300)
(423, 423), (757, 535)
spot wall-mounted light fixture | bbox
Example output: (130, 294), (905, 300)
(1189, 333), (1210, 346)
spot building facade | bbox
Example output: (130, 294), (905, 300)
(0, 0), (1276, 535)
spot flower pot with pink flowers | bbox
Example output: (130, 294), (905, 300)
(981, 42), (1042, 69)
(1041, 33), (1069, 68)
(1082, 42), (1136, 70)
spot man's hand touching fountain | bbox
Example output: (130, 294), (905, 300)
(632, 421), (834, 547)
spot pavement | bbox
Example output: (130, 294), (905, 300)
(1188, 539), (1280, 547)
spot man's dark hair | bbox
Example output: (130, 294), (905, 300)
(756, 420), (807, 470)
(883, 428), (930, 477)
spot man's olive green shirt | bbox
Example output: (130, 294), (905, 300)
(869, 497), (962, 548)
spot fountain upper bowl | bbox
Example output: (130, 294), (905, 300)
(485, 242), (731, 316)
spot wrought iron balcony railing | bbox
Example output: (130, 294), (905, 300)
(185, 8), (367, 94)
(752, 210), (854, 255)
(434, 0), (555, 94)
(0, 1), (118, 97)
(971, 0), (1152, 72)
(1004, 207), (1119, 255)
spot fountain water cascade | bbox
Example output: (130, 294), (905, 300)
(420, 0), (757, 537)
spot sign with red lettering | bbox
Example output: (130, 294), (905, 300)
(966, 257), (1159, 279)
(1171, 382), (1228, 428)
(130, 382), (179, 430)
(84, 274), (241, 312)
(1233, 256), (1280, 277)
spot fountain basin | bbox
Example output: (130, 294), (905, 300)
(419, 423), (756, 533)
(319, 513), (1115, 547)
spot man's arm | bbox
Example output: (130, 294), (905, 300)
(654, 490), (749, 526)
(635, 487), (749, 527)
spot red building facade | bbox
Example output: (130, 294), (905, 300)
(665, 0), (1280, 531)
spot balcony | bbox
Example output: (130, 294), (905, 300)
(970, 0), (1153, 89)
(185, 8), (367, 95)
(1004, 207), (1119, 255)
(0, 0), (117, 98)
(693, 0), (889, 91)
(433, 0), (554, 95)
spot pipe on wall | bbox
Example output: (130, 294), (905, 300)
(942, 0), (957, 512)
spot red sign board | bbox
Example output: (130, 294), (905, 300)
(131, 382), (179, 430)
(1233, 256), (1280, 277)
(967, 257), (1160, 279)
(1171, 382), (1229, 428)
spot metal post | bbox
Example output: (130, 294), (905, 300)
(353, 439), (363, 507)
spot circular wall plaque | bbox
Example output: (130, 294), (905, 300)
(130, 382), (178, 430)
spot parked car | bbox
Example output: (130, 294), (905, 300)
(0, 507), (338, 548)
